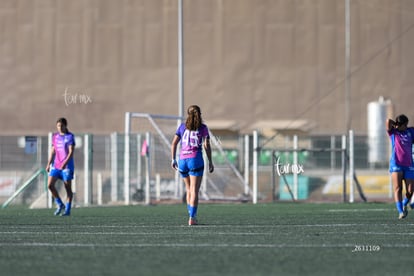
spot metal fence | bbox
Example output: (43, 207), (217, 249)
(0, 131), (393, 208)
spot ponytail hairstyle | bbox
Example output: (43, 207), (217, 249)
(185, 105), (203, 131)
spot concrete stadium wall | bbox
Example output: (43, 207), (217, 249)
(1, 0), (414, 135)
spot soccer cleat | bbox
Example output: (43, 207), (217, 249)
(61, 211), (70, 217)
(188, 217), (198, 226)
(54, 204), (65, 216)
(399, 212), (407, 219)
(403, 205), (409, 218)
(61, 203), (71, 216)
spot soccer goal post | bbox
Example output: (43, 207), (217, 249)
(124, 112), (182, 205)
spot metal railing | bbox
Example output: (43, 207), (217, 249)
(2, 168), (48, 208)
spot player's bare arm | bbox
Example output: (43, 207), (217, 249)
(386, 118), (396, 131)
(204, 138), (214, 173)
(46, 147), (56, 172)
(171, 135), (180, 170)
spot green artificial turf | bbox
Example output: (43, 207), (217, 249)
(0, 203), (413, 276)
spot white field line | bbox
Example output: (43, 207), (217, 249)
(0, 242), (412, 249)
(3, 223), (414, 229)
(3, 230), (414, 236)
(324, 231), (414, 235)
(0, 231), (275, 235)
(328, 209), (391, 212)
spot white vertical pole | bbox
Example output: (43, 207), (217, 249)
(293, 135), (298, 200)
(37, 137), (42, 202)
(330, 136), (335, 172)
(97, 172), (102, 205)
(145, 132), (151, 205)
(84, 134), (89, 206)
(72, 174), (76, 207)
(244, 134), (250, 195)
(177, 0), (184, 201)
(349, 130), (354, 203)
(84, 134), (92, 206)
(111, 132), (118, 202)
(253, 131), (258, 204)
(178, 0), (184, 120)
(124, 112), (131, 205)
(345, 0), (352, 132)
(47, 132), (53, 208)
(37, 136), (42, 168)
(389, 174), (393, 199)
(202, 153), (208, 198)
(156, 173), (161, 201)
(137, 134), (142, 190)
(178, 173), (182, 200)
(342, 135), (347, 202)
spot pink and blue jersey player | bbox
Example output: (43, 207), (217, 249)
(171, 105), (214, 225)
(176, 123), (209, 174)
(46, 118), (75, 216)
(387, 114), (414, 219)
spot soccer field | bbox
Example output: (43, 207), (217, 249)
(0, 202), (413, 276)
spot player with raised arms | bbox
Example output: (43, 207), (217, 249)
(46, 117), (76, 216)
(386, 114), (414, 219)
(171, 105), (214, 225)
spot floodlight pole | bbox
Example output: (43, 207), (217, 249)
(345, 0), (354, 203)
(175, 0), (185, 199)
(345, 0), (351, 132)
(178, 0), (184, 121)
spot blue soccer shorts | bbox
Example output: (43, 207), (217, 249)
(178, 153), (204, 178)
(49, 168), (74, 182)
(389, 163), (414, 179)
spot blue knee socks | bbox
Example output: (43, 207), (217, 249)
(65, 202), (72, 213)
(55, 198), (63, 206)
(396, 201), (403, 213)
(403, 197), (409, 207)
(188, 205), (198, 218)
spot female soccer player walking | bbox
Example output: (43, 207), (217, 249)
(46, 118), (76, 216)
(171, 105), (214, 225)
(386, 114), (414, 219)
